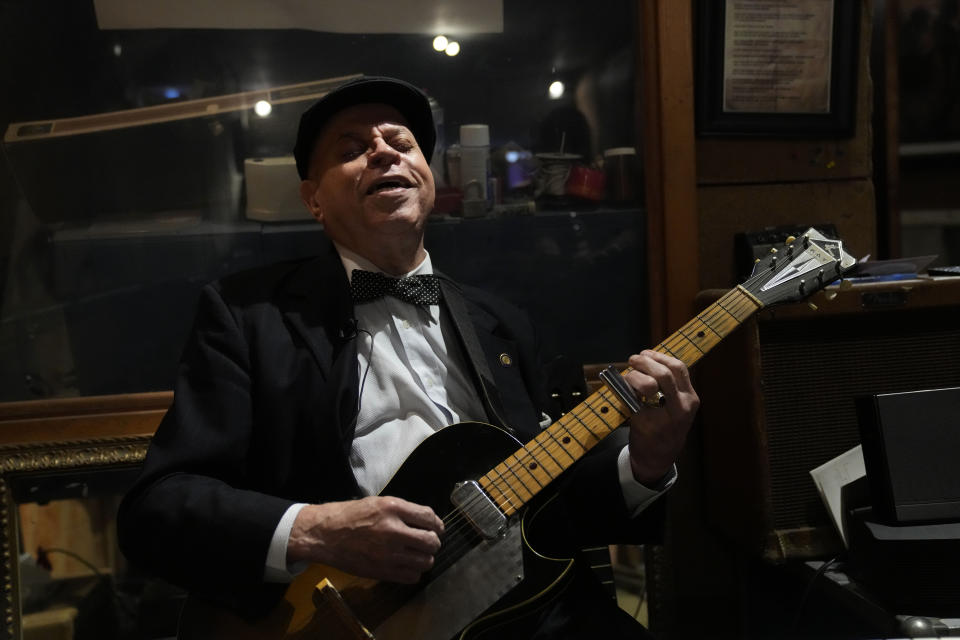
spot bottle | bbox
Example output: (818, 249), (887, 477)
(459, 124), (490, 206)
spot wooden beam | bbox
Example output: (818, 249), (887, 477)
(0, 392), (170, 445)
(639, 0), (700, 341)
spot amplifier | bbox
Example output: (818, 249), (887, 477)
(694, 277), (960, 562)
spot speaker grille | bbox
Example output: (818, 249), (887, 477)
(759, 305), (960, 530)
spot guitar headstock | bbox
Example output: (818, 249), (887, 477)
(742, 227), (857, 307)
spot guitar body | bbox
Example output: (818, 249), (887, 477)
(179, 422), (575, 639)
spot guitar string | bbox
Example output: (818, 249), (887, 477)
(305, 289), (764, 627)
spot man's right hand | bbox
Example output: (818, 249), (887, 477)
(286, 496), (444, 584)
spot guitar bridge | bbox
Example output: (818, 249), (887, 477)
(450, 480), (507, 540)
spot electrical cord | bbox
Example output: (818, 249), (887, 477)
(356, 327), (375, 416)
(37, 546), (139, 619)
(791, 554), (842, 632)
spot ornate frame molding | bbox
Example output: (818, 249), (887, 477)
(0, 435), (151, 639)
(0, 391), (166, 640)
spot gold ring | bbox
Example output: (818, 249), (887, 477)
(640, 391), (666, 409)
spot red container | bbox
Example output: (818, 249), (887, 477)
(565, 165), (606, 201)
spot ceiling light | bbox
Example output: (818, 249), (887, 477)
(254, 100), (272, 117)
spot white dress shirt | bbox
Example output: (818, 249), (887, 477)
(264, 247), (674, 581)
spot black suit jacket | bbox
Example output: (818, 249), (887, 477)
(117, 244), (661, 620)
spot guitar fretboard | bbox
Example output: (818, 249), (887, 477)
(478, 286), (763, 516)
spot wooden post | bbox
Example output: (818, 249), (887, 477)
(638, 0), (700, 341)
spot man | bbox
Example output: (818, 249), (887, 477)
(118, 76), (698, 638)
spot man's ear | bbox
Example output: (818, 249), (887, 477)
(299, 179), (323, 223)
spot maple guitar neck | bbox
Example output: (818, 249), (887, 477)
(477, 285), (764, 516)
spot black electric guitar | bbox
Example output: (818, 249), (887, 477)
(179, 229), (856, 639)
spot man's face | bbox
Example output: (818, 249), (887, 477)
(299, 103), (435, 265)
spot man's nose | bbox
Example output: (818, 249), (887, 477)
(368, 139), (401, 167)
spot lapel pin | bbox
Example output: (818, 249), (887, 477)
(499, 353), (513, 367)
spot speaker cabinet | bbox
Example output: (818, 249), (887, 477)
(694, 277), (960, 562)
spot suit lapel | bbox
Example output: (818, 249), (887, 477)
(278, 247), (362, 456)
(437, 275), (514, 435)
(279, 248), (355, 374)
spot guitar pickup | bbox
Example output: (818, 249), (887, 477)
(450, 480), (507, 540)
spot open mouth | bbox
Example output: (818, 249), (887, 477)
(366, 178), (413, 195)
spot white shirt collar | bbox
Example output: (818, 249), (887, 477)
(334, 243), (434, 283)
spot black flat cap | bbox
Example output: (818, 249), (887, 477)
(293, 76), (436, 179)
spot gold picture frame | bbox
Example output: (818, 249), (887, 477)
(0, 392), (169, 639)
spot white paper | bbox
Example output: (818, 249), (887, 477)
(809, 444), (865, 547)
(94, 0), (503, 35)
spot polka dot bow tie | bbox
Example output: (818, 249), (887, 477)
(350, 269), (442, 305)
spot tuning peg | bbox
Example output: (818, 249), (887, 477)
(808, 302), (819, 311)
(839, 279), (853, 291)
(769, 247), (778, 253)
(785, 235), (796, 245)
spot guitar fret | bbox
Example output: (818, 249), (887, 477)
(483, 474), (522, 514)
(660, 338), (698, 363)
(489, 470), (533, 510)
(658, 342), (680, 359)
(698, 309), (730, 339)
(503, 454), (543, 492)
(528, 442), (562, 468)
(714, 298), (740, 322)
(697, 311), (725, 338)
(487, 465), (527, 512)
(539, 429), (578, 466)
(596, 388), (631, 420)
(566, 408), (606, 441)
(581, 394), (616, 426)
(681, 323), (711, 352)
(554, 417), (589, 452)
(516, 445), (558, 485)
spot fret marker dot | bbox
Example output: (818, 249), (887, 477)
(697, 330), (705, 338)
(562, 437), (571, 444)
(600, 406), (609, 414)
(528, 462), (538, 470)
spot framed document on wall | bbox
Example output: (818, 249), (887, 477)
(696, 0), (860, 137)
